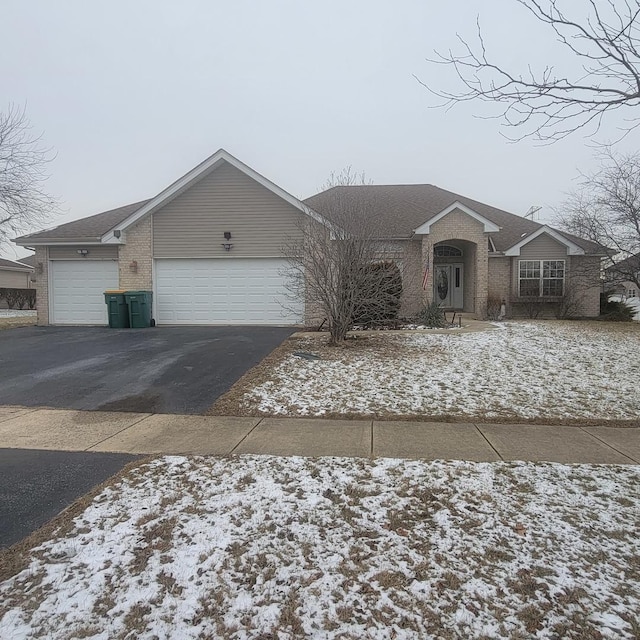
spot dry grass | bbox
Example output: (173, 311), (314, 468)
(0, 316), (36, 330)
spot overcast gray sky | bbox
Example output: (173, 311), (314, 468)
(3, 0), (639, 259)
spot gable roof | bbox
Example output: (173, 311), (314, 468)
(0, 257), (34, 272)
(15, 200), (151, 244)
(303, 184), (604, 254)
(101, 149), (326, 243)
(16, 149), (327, 246)
(503, 225), (586, 256)
(414, 201), (501, 234)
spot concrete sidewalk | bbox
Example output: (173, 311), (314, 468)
(0, 405), (638, 464)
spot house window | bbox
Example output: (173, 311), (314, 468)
(519, 260), (565, 297)
(434, 244), (463, 257)
(628, 288), (637, 297)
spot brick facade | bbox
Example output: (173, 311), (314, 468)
(500, 254), (601, 318)
(487, 257), (511, 300)
(118, 217), (153, 290)
(34, 246), (49, 326)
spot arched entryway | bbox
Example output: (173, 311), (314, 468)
(433, 240), (477, 311)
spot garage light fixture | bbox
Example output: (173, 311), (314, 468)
(77, 249), (89, 257)
(221, 231), (233, 251)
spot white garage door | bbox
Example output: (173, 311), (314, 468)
(50, 260), (119, 325)
(155, 258), (302, 325)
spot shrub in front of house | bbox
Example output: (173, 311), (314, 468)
(599, 292), (635, 321)
(0, 288), (36, 310)
(352, 261), (403, 327)
(416, 301), (448, 328)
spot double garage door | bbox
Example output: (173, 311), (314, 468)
(155, 258), (302, 325)
(50, 258), (302, 325)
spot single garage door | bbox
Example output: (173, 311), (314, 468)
(50, 260), (119, 325)
(155, 258), (303, 325)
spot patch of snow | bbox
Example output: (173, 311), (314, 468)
(0, 456), (638, 639)
(0, 310), (36, 317)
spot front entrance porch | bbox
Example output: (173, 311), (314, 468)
(431, 241), (478, 312)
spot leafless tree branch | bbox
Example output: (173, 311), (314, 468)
(420, 0), (640, 142)
(282, 169), (405, 344)
(557, 147), (640, 289)
(0, 104), (57, 247)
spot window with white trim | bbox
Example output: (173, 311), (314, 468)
(519, 260), (565, 297)
(628, 288), (637, 297)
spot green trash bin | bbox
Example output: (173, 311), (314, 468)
(104, 290), (130, 328)
(124, 290), (153, 328)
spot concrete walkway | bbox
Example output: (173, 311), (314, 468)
(1, 405), (638, 463)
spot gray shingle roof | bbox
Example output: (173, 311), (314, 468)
(16, 200), (150, 242)
(0, 257), (33, 271)
(16, 254), (36, 267)
(304, 184), (604, 254)
(15, 183), (603, 255)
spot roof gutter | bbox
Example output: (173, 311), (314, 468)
(13, 237), (104, 247)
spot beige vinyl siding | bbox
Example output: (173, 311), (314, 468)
(0, 269), (31, 288)
(518, 233), (568, 259)
(153, 161), (304, 257)
(48, 246), (118, 260)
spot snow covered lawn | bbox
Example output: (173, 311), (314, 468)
(237, 321), (640, 422)
(1, 456), (638, 639)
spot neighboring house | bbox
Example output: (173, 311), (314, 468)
(0, 257), (34, 309)
(605, 253), (639, 299)
(14, 149), (604, 326)
(0, 257), (34, 289)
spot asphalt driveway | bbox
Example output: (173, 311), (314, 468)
(0, 326), (294, 414)
(0, 448), (139, 548)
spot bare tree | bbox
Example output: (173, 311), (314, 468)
(283, 169), (404, 344)
(558, 147), (640, 290)
(421, 1), (640, 142)
(0, 104), (57, 247)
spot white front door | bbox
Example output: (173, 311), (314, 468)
(50, 260), (119, 325)
(154, 258), (303, 325)
(434, 263), (463, 308)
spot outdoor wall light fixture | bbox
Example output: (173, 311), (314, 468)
(129, 260), (138, 272)
(77, 249), (89, 257)
(221, 231), (233, 251)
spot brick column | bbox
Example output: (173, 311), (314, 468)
(475, 237), (489, 319)
(119, 217), (153, 290)
(420, 235), (433, 306)
(34, 246), (49, 326)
